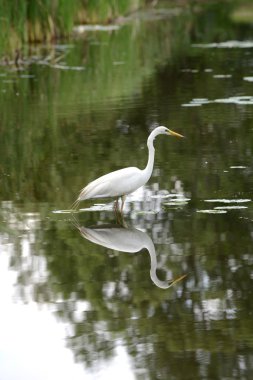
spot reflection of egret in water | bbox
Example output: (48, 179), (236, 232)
(77, 224), (186, 289)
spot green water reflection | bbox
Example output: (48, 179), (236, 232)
(1, 2), (253, 380)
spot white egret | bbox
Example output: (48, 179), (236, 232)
(73, 126), (184, 211)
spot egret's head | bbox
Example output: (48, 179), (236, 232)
(150, 126), (184, 140)
(159, 126), (184, 138)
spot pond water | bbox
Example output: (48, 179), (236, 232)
(1, 3), (253, 380)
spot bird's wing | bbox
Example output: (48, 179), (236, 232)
(79, 226), (145, 251)
(78, 167), (142, 200)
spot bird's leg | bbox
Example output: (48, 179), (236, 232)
(114, 198), (119, 213)
(114, 198), (119, 212)
(71, 198), (80, 211)
(120, 195), (126, 214)
(114, 198), (122, 225)
(114, 196), (126, 226)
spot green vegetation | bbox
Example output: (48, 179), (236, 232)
(230, 2), (253, 23)
(0, 0), (148, 51)
(0, 0), (251, 52)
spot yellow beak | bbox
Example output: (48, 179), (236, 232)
(167, 129), (184, 138)
(169, 273), (187, 286)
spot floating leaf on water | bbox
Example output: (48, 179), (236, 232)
(73, 24), (120, 33)
(192, 98), (209, 103)
(181, 103), (202, 107)
(51, 64), (85, 71)
(163, 195), (190, 205)
(204, 199), (251, 203)
(244, 77), (253, 82)
(181, 95), (253, 107)
(213, 74), (232, 78)
(197, 209), (227, 214)
(214, 206), (248, 210)
(151, 194), (168, 199)
(164, 201), (189, 206)
(214, 96), (253, 105)
(167, 197), (190, 202)
(214, 98), (234, 103)
(192, 41), (253, 49)
(52, 209), (74, 214)
(181, 98), (210, 107)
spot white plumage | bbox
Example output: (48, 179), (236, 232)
(79, 167), (143, 199)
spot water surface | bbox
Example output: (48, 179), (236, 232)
(1, 3), (253, 380)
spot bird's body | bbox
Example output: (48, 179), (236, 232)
(78, 166), (145, 200)
(73, 126), (183, 211)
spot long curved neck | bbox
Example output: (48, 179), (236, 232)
(143, 137), (155, 181)
(144, 235), (171, 289)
